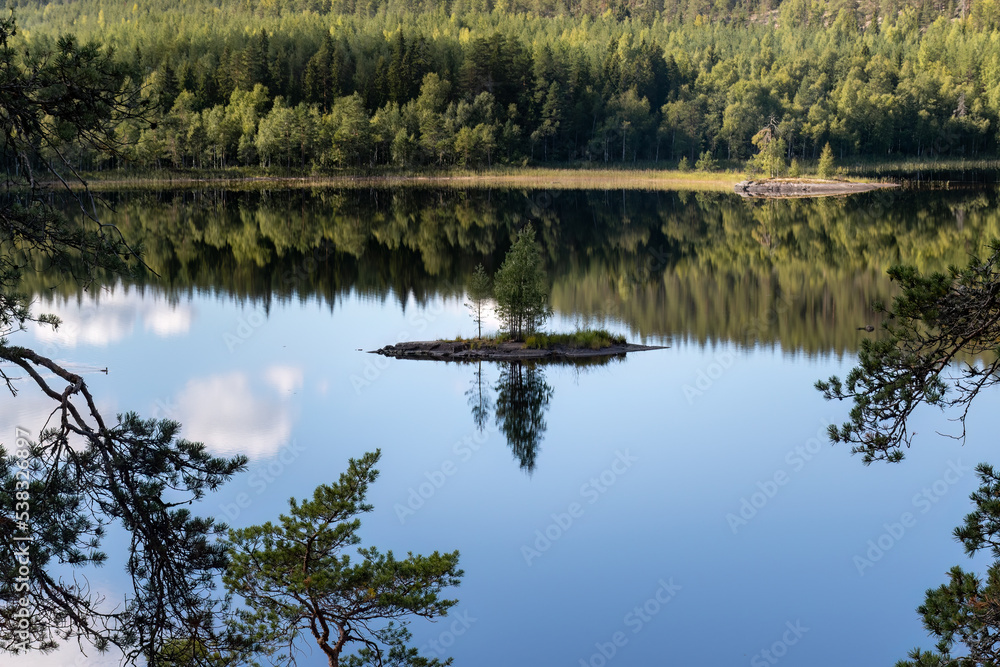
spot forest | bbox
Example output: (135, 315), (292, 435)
(8, 0), (1000, 172)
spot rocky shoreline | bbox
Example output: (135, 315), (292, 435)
(371, 340), (667, 362)
(734, 179), (899, 198)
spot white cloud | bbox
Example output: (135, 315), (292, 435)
(264, 365), (304, 395)
(32, 287), (195, 348)
(174, 372), (295, 459)
(143, 305), (193, 337)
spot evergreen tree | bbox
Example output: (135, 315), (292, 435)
(494, 362), (552, 473)
(223, 451), (463, 667)
(749, 117), (786, 178)
(239, 29), (271, 92)
(13, 0), (1000, 170)
(493, 224), (551, 340)
(157, 62), (179, 113)
(818, 241), (1000, 463)
(817, 141), (835, 177)
(695, 149), (717, 171)
(304, 33), (340, 112)
(896, 463), (1000, 666)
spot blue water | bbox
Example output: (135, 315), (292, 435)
(8, 281), (997, 667)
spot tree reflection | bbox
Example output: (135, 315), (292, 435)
(468, 358), (622, 472)
(466, 360), (492, 433)
(493, 361), (553, 473)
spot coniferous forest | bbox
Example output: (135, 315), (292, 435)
(9, 0), (1000, 171)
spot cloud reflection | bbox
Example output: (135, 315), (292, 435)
(175, 371), (299, 459)
(265, 365), (304, 395)
(33, 288), (195, 348)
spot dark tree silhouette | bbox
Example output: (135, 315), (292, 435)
(494, 361), (552, 473)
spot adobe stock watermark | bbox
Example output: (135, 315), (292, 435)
(350, 298), (450, 395)
(421, 609), (477, 658)
(520, 449), (638, 566)
(726, 421), (832, 534)
(10, 426), (34, 651)
(853, 459), (969, 576)
(525, 188), (563, 220)
(218, 440), (307, 523)
(223, 242), (335, 353)
(394, 423), (498, 524)
(683, 291), (794, 404)
(578, 578), (681, 667)
(749, 620), (809, 666)
(222, 307), (267, 352)
(682, 349), (736, 404)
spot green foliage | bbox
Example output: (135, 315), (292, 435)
(677, 156), (691, 172)
(465, 263), (492, 338)
(493, 224), (551, 341)
(817, 142), (835, 178)
(223, 450), (462, 667)
(467, 360), (492, 432)
(749, 119), (786, 178)
(11, 0), (1000, 172)
(524, 329), (627, 349)
(788, 158), (801, 177)
(896, 463), (1000, 666)
(694, 150), (717, 172)
(0, 397), (247, 662)
(0, 14), (143, 334)
(817, 242), (1000, 463)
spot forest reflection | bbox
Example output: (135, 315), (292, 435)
(34, 185), (999, 354)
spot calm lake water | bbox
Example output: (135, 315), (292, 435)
(10, 185), (1000, 666)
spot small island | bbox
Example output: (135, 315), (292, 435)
(372, 225), (666, 363)
(373, 332), (665, 362)
(734, 177), (899, 198)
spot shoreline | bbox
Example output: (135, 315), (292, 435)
(48, 169), (901, 195)
(52, 168), (745, 193)
(372, 340), (667, 362)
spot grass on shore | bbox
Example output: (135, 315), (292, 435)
(452, 328), (627, 350)
(524, 329), (628, 350)
(68, 165), (745, 192)
(56, 159), (933, 194)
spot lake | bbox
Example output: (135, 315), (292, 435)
(10, 184), (1000, 666)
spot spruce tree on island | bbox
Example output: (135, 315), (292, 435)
(493, 224), (551, 341)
